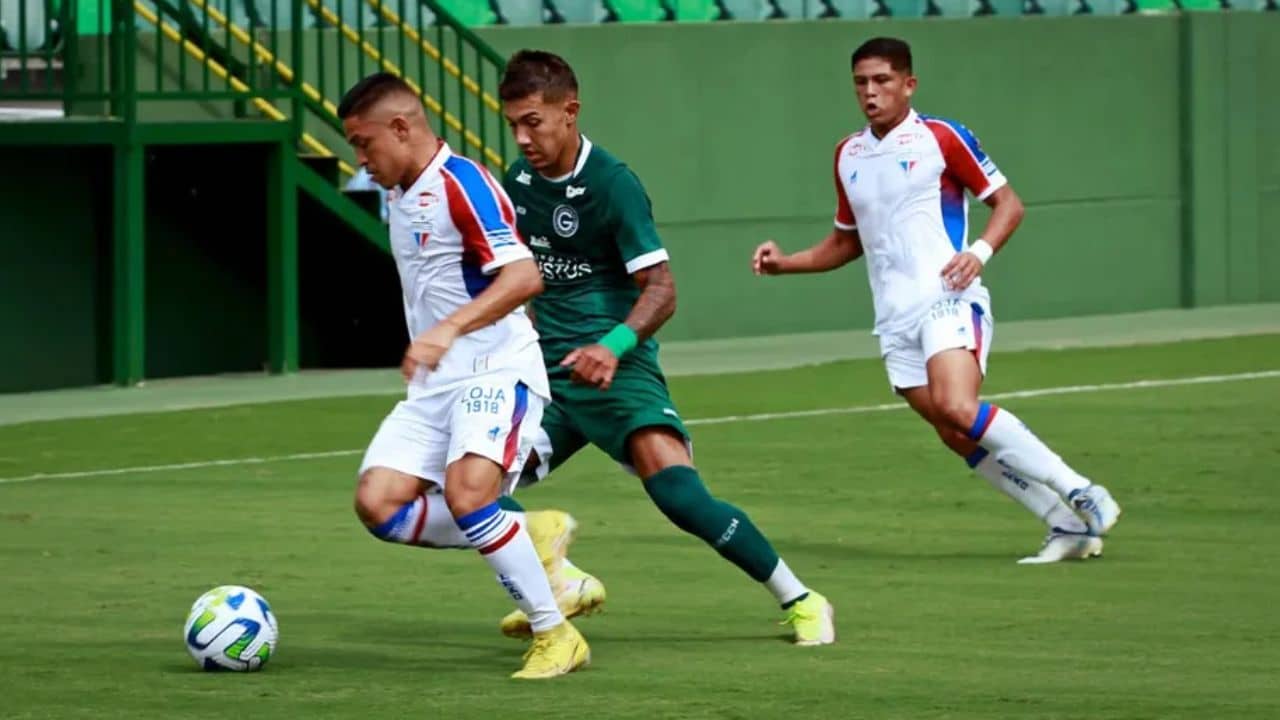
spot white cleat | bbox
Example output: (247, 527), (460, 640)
(1069, 484), (1122, 535)
(1017, 529), (1104, 565)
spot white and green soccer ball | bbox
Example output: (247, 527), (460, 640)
(183, 585), (278, 671)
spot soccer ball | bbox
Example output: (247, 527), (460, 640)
(183, 585), (278, 671)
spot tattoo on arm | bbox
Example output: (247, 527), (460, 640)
(625, 262), (676, 341)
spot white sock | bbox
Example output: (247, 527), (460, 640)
(417, 494), (471, 547)
(765, 559), (809, 608)
(455, 501), (564, 633)
(969, 403), (1091, 499)
(969, 450), (1088, 534)
(366, 493), (474, 548)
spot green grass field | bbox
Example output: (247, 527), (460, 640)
(2, 335), (1278, 719)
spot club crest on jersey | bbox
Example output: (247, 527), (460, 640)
(412, 231), (429, 247)
(552, 204), (579, 238)
(899, 159), (918, 174)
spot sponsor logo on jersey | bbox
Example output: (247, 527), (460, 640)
(515, 170), (532, 185)
(516, 205), (527, 215)
(846, 142), (864, 158)
(417, 191), (438, 208)
(552, 204), (579, 238)
(849, 170), (858, 185)
(566, 184), (586, 199)
(529, 235), (552, 249)
(981, 158), (998, 177)
(535, 254), (593, 281)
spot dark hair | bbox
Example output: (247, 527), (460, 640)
(851, 37), (913, 74)
(337, 72), (416, 119)
(498, 49), (579, 103)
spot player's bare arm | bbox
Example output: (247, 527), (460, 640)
(402, 258), (544, 379)
(624, 261), (677, 338)
(561, 261), (675, 391)
(752, 228), (863, 276)
(940, 185), (1025, 291)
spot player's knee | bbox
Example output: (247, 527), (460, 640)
(931, 393), (979, 434)
(442, 482), (485, 519)
(353, 468), (415, 527)
(441, 456), (502, 519)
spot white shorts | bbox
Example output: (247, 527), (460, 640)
(880, 295), (994, 390)
(358, 371), (546, 492)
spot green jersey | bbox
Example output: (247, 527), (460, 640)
(503, 137), (668, 373)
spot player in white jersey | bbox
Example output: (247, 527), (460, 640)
(751, 38), (1121, 564)
(338, 73), (588, 678)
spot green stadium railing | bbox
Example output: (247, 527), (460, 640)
(0, 0), (513, 174)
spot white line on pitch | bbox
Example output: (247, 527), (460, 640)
(2, 369), (1276, 485)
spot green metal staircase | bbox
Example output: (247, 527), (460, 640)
(0, 0), (512, 385)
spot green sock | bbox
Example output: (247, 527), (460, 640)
(642, 465), (780, 582)
(497, 495), (525, 512)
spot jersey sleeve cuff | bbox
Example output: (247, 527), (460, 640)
(834, 219), (857, 231)
(975, 174), (1008, 202)
(624, 248), (670, 274)
(480, 244), (534, 275)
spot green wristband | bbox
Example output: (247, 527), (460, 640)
(599, 324), (638, 358)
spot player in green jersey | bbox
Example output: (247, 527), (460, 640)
(495, 49), (835, 646)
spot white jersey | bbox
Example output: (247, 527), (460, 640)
(833, 109), (1008, 336)
(387, 142), (548, 400)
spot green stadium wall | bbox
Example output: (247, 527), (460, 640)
(475, 14), (1278, 339)
(1, 14), (1276, 392)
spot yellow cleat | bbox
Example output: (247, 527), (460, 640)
(782, 591), (835, 646)
(501, 561), (606, 638)
(510, 621), (590, 680)
(525, 509), (576, 584)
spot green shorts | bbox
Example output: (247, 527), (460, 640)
(534, 354), (689, 475)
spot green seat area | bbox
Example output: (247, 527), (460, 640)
(1, 0), (51, 48)
(977, 0), (1027, 15)
(435, 0), (499, 24)
(605, 0), (673, 20)
(495, 0), (545, 23)
(547, 0), (605, 22)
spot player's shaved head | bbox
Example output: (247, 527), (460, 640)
(338, 72), (424, 124)
(851, 37), (913, 74)
(339, 72), (436, 191)
(498, 50), (579, 104)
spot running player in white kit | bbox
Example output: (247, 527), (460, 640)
(339, 73), (588, 678)
(751, 38), (1121, 564)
